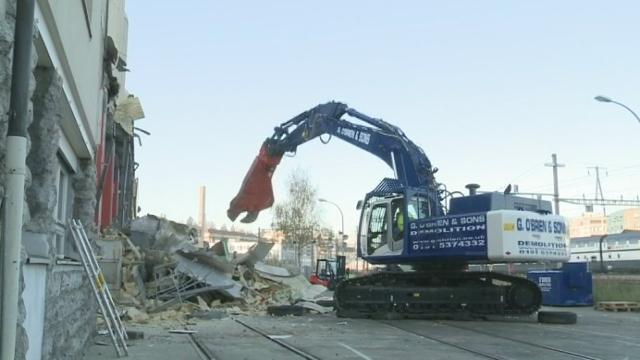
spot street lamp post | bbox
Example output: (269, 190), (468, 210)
(318, 198), (344, 257)
(594, 95), (640, 124)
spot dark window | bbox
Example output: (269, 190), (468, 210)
(408, 196), (431, 220)
(368, 204), (388, 254)
(54, 156), (79, 261)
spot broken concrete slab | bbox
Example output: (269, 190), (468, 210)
(256, 273), (326, 301)
(210, 240), (227, 257)
(175, 249), (235, 273)
(234, 242), (274, 267)
(129, 214), (199, 253)
(174, 253), (243, 299)
(254, 262), (294, 277)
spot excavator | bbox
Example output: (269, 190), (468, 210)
(227, 102), (570, 318)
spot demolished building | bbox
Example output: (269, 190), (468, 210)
(98, 215), (332, 330)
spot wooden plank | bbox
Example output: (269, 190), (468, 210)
(595, 301), (640, 312)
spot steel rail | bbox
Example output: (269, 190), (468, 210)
(380, 321), (507, 360)
(233, 318), (323, 360)
(437, 321), (603, 360)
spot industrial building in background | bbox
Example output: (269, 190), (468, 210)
(0, 0), (142, 359)
(568, 208), (640, 272)
(569, 208), (640, 237)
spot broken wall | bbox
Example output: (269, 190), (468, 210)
(129, 214), (199, 278)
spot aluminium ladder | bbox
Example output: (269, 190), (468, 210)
(70, 219), (128, 357)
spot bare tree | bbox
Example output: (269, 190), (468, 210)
(273, 170), (319, 265)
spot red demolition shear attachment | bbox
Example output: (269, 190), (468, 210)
(227, 144), (282, 223)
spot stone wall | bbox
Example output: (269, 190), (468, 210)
(0, 0), (16, 198)
(26, 67), (62, 233)
(41, 267), (95, 360)
(74, 159), (98, 242)
(26, 66), (97, 359)
(2, 1), (100, 358)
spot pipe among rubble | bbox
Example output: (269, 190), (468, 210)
(1, 1), (36, 359)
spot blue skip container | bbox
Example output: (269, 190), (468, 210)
(527, 262), (593, 306)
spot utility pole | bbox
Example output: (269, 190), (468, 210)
(544, 154), (565, 215)
(587, 166), (607, 215)
(198, 186), (206, 247)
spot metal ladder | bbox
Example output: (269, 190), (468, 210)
(70, 219), (129, 357)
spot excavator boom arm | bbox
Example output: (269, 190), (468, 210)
(227, 102), (441, 223)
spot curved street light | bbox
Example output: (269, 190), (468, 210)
(594, 95), (640, 124)
(318, 198), (344, 257)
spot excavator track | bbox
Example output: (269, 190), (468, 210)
(334, 271), (541, 319)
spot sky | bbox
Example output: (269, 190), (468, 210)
(124, 1), (640, 243)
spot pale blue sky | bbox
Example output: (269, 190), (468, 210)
(125, 1), (640, 240)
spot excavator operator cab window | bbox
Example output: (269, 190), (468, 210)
(391, 198), (404, 242)
(367, 203), (388, 255)
(408, 195), (431, 220)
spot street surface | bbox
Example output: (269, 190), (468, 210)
(84, 307), (640, 360)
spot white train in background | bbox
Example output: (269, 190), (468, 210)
(569, 230), (640, 272)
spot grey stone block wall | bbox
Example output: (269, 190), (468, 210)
(26, 66), (97, 359)
(0, 0), (17, 196)
(42, 267), (95, 360)
(74, 159), (98, 242)
(26, 67), (62, 233)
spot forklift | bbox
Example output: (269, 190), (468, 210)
(309, 255), (346, 290)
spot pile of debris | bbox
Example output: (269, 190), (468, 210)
(95, 215), (331, 326)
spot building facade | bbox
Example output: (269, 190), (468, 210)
(569, 208), (640, 238)
(0, 0), (139, 358)
(569, 213), (608, 238)
(607, 208), (640, 234)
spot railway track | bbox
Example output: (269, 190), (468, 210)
(185, 315), (608, 360)
(231, 318), (322, 360)
(438, 321), (603, 360)
(380, 320), (603, 360)
(189, 318), (323, 360)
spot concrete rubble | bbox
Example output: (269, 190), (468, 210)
(94, 215), (332, 330)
